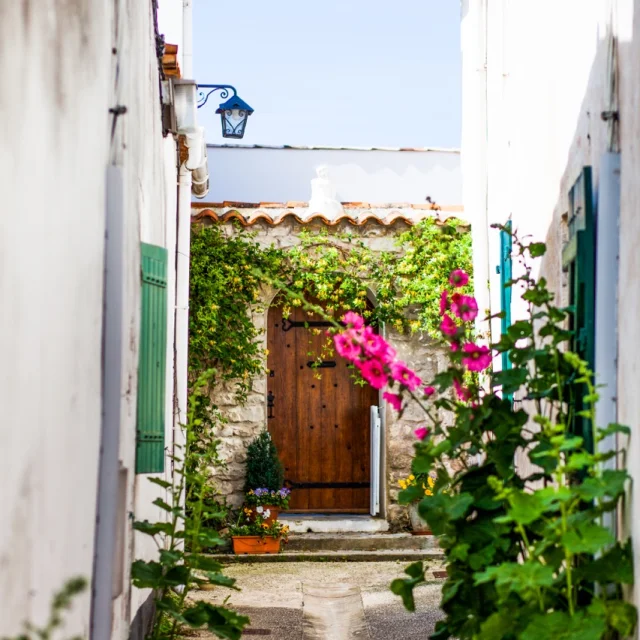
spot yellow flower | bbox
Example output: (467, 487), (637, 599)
(262, 523), (269, 529)
(427, 477), (435, 488)
(425, 489), (433, 496)
(408, 474), (415, 481)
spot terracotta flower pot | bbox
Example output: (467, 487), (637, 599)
(248, 505), (280, 525)
(232, 536), (281, 555)
(409, 503), (432, 535)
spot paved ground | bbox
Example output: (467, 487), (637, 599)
(191, 561), (445, 639)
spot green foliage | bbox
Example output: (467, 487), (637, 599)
(132, 371), (249, 640)
(394, 229), (636, 640)
(283, 218), (473, 336)
(189, 225), (283, 399)
(244, 430), (284, 492)
(2, 577), (87, 640)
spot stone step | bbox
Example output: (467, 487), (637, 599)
(208, 549), (445, 564)
(286, 532), (438, 552)
(279, 514), (389, 534)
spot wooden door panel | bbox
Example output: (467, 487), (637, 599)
(267, 296), (378, 512)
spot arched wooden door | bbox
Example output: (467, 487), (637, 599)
(267, 297), (379, 512)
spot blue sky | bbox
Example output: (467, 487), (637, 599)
(193, 0), (461, 149)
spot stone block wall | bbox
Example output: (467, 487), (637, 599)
(198, 213), (450, 525)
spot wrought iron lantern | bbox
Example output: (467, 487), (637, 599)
(196, 85), (254, 140)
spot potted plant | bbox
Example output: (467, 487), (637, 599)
(245, 487), (291, 525)
(244, 430), (285, 493)
(398, 474), (435, 535)
(229, 509), (290, 555)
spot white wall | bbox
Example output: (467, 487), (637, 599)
(0, 1), (110, 635)
(200, 146), (461, 206)
(0, 1), (180, 637)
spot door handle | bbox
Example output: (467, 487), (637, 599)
(267, 391), (275, 419)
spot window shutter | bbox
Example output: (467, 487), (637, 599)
(499, 220), (513, 372)
(562, 167), (596, 453)
(136, 243), (169, 474)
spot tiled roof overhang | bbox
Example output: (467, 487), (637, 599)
(191, 202), (465, 227)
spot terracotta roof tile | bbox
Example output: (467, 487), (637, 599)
(161, 43), (181, 78)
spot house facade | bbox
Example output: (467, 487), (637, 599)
(461, 0), (640, 619)
(0, 1), (207, 638)
(191, 145), (464, 528)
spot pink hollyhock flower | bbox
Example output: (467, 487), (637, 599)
(383, 391), (403, 412)
(361, 327), (397, 363)
(451, 293), (478, 322)
(415, 427), (430, 440)
(439, 290), (449, 315)
(342, 311), (364, 330)
(440, 313), (458, 337)
(449, 269), (470, 288)
(453, 378), (471, 402)
(461, 343), (492, 372)
(356, 358), (388, 390)
(424, 386), (435, 397)
(390, 362), (422, 392)
(334, 331), (361, 361)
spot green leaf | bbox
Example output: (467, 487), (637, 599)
(498, 490), (547, 526)
(507, 320), (533, 340)
(604, 599), (638, 635)
(131, 560), (163, 588)
(187, 554), (224, 573)
(390, 561), (425, 612)
(181, 601), (250, 639)
(440, 579), (462, 606)
(133, 520), (174, 537)
(206, 572), (238, 589)
(597, 422), (631, 441)
(576, 540), (634, 584)
(576, 470), (628, 502)
(147, 477), (173, 489)
(152, 498), (174, 512)
(492, 368), (527, 394)
(528, 242), (546, 258)
(561, 522), (614, 554)
(474, 561), (554, 593)
(159, 549), (183, 566)
(520, 610), (605, 640)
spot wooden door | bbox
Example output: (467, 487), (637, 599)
(267, 298), (379, 512)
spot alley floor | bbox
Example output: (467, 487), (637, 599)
(191, 561), (444, 639)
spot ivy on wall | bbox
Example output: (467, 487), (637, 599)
(189, 218), (473, 398)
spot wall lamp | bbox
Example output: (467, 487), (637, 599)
(197, 85), (254, 139)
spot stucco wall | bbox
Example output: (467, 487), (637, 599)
(199, 146), (462, 208)
(0, 2), (111, 635)
(461, 0), (640, 618)
(0, 1), (180, 637)
(192, 213), (448, 526)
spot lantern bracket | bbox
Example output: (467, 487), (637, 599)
(196, 84), (237, 109)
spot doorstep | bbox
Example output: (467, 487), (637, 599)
(279, 513), (389, 534)
(208, 549), (445, 564)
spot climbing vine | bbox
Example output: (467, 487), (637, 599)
(189, 217), (473, 398)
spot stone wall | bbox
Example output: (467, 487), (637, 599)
(197, 213), (448, 526)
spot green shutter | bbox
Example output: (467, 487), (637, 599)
(562, 167), (596, 453)
(136, 243), (169, 474)
(499, 220), (513, 372)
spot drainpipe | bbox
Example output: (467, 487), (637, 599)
(90, 166), (125, 640)
(174, 128), (204, 442)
